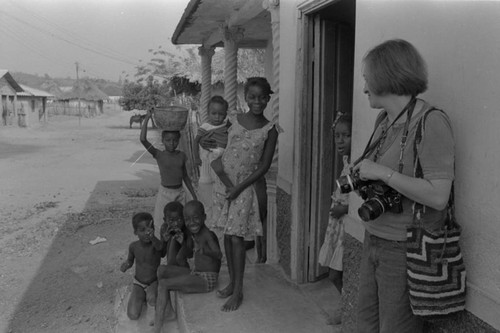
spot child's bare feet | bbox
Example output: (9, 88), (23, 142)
(221, 292), (243, 312)
(216, 283), (233, 298)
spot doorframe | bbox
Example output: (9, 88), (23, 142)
(292, 0), (340, 284)
(293, 0), (354, 283)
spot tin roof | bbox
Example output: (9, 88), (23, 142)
(19, 84), (54, 97)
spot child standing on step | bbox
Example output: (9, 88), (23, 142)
(120, 212), (166, 320)
(140, 111), (198, 232)
(318, 113), (352, 325)
(210, 77), (281, 312)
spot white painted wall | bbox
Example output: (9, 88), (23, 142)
(348, 0), (500, 329)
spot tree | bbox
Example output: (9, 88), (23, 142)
(119, 76), (170, 111)
(120, 45), (265, 112)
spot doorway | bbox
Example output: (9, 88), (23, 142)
(300, 0), (356, 282)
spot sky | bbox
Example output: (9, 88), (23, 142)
(0, 0), (192, 82)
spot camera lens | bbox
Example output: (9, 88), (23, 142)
(358, 197), (385, 221)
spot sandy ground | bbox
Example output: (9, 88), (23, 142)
(0, 107), (180, 333)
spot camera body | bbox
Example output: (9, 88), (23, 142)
(336, 174), (403, 221)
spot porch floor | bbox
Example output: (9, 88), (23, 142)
(171, 250), (341, 333)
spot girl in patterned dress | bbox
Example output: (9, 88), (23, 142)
(209, 77), (280, 312)
(318, 114), (352, 325)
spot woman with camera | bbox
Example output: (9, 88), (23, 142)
(352, 39), (455, 332)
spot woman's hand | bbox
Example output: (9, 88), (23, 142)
(352, 159), (392, 182)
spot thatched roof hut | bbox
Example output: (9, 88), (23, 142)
(59, 79), (108, 101)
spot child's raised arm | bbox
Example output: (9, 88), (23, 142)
(226, 126), (278, 201)
(140, 111), (159, 157)
(120, 243), (135, 272)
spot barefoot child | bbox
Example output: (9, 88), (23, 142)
(154, 200), (222, 332)
(140, 111), (198, 231)
(210, 77), (281, 311)
(318, 113), (352, 325)
(120, 212), (166, 320)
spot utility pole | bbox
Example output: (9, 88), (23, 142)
(75, 61), (81, 126)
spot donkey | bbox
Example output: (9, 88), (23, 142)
(129, 114), (146, 128)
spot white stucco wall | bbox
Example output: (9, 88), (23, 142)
(276, 0), (299, 192)
(348, 0), (500, 329)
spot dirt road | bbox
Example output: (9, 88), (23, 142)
(0, 108), (177, 332)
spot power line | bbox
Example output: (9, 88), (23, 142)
(5, 0), (139, 65)
(0, 22), (75, 72)
(0, 23), (117, 82)
(0, 9), (141, 67)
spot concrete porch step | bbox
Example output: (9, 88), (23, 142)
(174, 263), (339, 333)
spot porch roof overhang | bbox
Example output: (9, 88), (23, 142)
(172, 0), (271, 48)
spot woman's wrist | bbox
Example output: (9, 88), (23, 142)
(384, 169), (396, 184)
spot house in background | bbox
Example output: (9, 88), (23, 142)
(0, 69), (24, 126)
(18, 84), (54, 126)
(171, 0), (500, 331)
(55, 79), (108, 117)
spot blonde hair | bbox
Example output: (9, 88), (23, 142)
(363, 39), (427, 96)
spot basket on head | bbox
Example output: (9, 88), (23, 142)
(152, 106), (189, 131)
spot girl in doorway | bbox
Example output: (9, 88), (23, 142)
(210, 77), (280, 312)
(318, 113), (352, 325)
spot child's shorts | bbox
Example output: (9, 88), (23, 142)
(191, 271), (218, 292)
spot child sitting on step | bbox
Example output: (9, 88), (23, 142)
(154, 200), (222, 333)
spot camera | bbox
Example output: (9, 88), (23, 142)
(357, 182), (403, 221)
(336, 173), (368, 194)
(336, 174), (403, 221)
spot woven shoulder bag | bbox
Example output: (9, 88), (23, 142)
(406, 108), (467, 318)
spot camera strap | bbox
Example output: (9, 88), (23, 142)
(354, 96), (417, 166)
